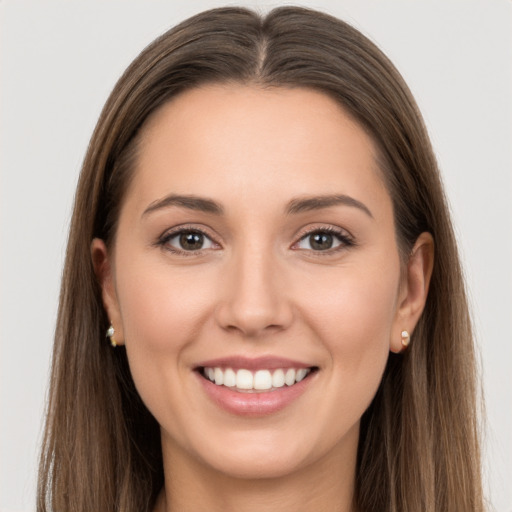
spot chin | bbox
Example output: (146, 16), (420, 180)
(201, 442), (314, 480)
(169, 418), (361, 482)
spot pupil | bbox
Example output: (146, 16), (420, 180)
(310, 232), (333, 250)
(180, 232), (203, 250)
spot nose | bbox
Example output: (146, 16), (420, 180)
(215, 244), (294, 338)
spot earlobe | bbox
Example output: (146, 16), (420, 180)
(390, 232), (434, 353)
(91, 238), (125, 345)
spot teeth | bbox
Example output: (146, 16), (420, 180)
(254, 370), (272, 390)
(285, 368), (296, 386)
(236, 369), (253, 390)
(214, 367), (223, 385)
(272, 369), (285, 388)
(223, 368), (236, 387)
(296, 368), (308, 382)
(202, 366), (312, 391)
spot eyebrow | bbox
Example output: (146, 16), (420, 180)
(142, 193), (372, 219)
(286, 194), (373, 218)
(142, 194), (224, 217)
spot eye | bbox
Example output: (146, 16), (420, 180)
(161, 229), (217, 252)
(294, 229), (353, 252)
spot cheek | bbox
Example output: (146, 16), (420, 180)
(112, 255), (218, 416)
(299, 256), (400, 403)
(116, 257), (214, 350)
(303, 257), (399, 335)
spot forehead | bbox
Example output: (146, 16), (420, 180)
(126, 84), (390, 218)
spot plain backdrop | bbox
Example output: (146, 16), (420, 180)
(1, 1), (511, 511)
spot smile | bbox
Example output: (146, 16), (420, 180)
(202, 367), (312, 392)
(195, 358), (318, 416)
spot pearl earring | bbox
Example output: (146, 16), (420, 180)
(106, 324), (117, 347)
(401, 330), (410, 349)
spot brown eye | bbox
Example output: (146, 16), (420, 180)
(295, 229), (353, 252)
(309, 232), (334, 250)
(164, 230), (216, 252)
(179, 232), (205, 250)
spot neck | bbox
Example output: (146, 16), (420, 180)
(155, 425), (358, 512)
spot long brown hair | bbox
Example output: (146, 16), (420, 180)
(38, 6), (484, 511)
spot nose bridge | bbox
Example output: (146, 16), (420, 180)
(216, 238), (292, 336)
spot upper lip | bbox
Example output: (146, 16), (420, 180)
(195, 356), (315, 371)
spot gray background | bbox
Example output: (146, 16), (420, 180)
(1, 1), (511, 510)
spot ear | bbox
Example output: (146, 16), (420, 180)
(91, 238), (125, 345)
(390, 232), (434, 353)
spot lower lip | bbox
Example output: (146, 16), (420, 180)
(196, 371), (315, 417)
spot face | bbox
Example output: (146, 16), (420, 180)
(97, 85), (417, 481)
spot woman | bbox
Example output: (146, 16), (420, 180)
(37, 6), (484, 511)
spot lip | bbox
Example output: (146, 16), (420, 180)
(195, 358), (317, 417)
(195, 356), (312, 371)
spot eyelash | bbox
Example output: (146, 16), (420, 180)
(156, 225), (355, 256)
(292, 226), (355, 255)
(156, 225), (218, 256)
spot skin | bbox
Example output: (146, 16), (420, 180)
(93, 85), (433, 512)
